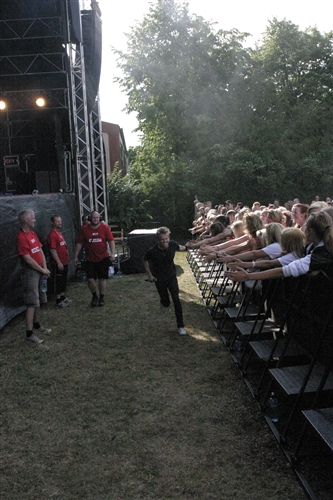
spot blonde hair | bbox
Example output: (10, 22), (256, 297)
(237, 207), (250, 221)
(306, 211), (333, 256)
(280, 228), (305, 258)
(231, 220), (244, 237)
(243, 212), (264, 238)
(156, 226), (170, 238)
(322, 207), (333, 221)
(265, 222), (284, 245)
(266, 209), (283, 223)
(308, 201), (328, 215)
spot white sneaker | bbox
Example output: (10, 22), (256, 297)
(62, 297), (73, 304)
(178, 327), (187, 335)
(33, 326), (52, 334)
(26, 334), (44, 344)
(55, 300), (68, 308)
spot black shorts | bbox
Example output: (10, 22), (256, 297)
(85, 257), (109, 280)
(51, 263), (68, 295)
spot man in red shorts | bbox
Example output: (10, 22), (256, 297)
(74, 211), (116, 307)
(15, 209), (51, 344)
(47, 214), (72, 308)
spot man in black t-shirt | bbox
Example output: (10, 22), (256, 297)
(143, 227), (188, 335)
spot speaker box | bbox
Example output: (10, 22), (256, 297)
(125, 229), (157, 273)
(36, 171), (60, 193)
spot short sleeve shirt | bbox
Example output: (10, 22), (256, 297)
(278, 252), (300, 266)
(143, 240), (180, 281)
(282, 242), (333, 279)
(77, 223), (114, 262)
(263, 242), (282, 259)
(47, 229), (69, 265)
(15, 229), (43, 266)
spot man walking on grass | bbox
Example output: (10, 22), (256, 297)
(15, 209), (51, 344)
(143, 226), (188, 335)
(74, 211), (116, 307)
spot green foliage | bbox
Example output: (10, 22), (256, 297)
(112, 0), (333, 222)
(106, 169), (150, 232)
(114, 0), (251, 154)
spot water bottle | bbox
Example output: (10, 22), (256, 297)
(234, 336), (242, 353)
(108, 266), (114, 277)
(267, 392), (279, 422)
(40, 278), (48, 293)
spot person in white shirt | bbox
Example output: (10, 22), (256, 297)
(225, 212), (333, 282)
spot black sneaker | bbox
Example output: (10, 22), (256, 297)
(98, 297), (105, 307)
(91, 295), (99, 307)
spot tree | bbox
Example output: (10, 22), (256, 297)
(114, 0), (251, 155)
(112, 3), (333, 222)
(106, 169), (149, 232)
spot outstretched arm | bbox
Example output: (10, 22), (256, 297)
(186, 229), (231, 248)
(225, 266), (284, 282)
(227, 258), (282, 270)
(220, 248), (267, 263)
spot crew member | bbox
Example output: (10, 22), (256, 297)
(47, 214), (72, 307)
(15, 209), (51, 344)
(74, 211), (116, 307)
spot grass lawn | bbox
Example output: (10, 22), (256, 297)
(1, 253), (308, 499)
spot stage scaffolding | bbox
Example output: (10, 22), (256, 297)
(0, 0), (108, 222)
(65, 0), (107, 222)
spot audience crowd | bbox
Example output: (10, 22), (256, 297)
(186, 196), (333, 279)
(186, 195), (333, 289)
(186, 195), (333, 381)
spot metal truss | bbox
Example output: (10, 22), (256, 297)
(0, 88), (67, 111)
(67, 40), (94, 217)
(0, 2), (108, 221)
(0, 16), (65, 80)
(90, 94), (108, 222)
(0, 17), (63, 41)
(0, 52), (66, 77)
(67, 1), (108, 221)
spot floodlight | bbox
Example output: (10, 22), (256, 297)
(36, 97), (46, 107)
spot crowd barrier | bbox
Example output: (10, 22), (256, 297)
(187, 248), (333, 500)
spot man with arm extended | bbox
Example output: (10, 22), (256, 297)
(143, 226), (188, 336)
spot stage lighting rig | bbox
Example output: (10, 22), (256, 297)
(36, 97), (46, 107)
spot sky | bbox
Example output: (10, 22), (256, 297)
(97, 0), (333, 148)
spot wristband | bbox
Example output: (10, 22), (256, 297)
(252, 260), (255, 268)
